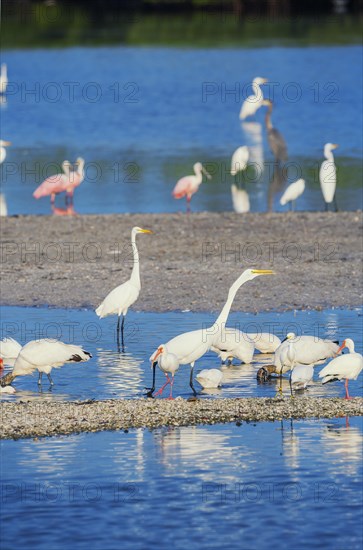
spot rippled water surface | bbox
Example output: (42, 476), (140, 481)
(1, 417), (362, 550)
(0, 306), (362, 401)
(1, 46), (362, 215)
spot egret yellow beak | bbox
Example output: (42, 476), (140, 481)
(262, 78), (268, 83)
(139, 229), (153, 234)
(332, 144), (339, 149)
(252, 269), (274, 275)
(2, 141), (11, 146)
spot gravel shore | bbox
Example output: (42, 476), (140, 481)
(1, 211), (362, 312)
(1, 397), (362, 440)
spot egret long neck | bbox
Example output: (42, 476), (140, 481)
(325, 149), (334, 162)
(212, 272), (251, 332)
(130, 232), (140, 287)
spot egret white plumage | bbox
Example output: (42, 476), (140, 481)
(96, 226), (152, 349)
(196, 369), (223, 389)
(231, 185), (250, 213)
(148, 268), (274, 397)
(0, 339), (92, 387)
(246, 332), (281, 353)
(239, 77), (268, 120)
(211, 328), (254, 365)
(319, 338), (362, 399)
(274, 332), (339, 373)
(0, 194), (8, 216)
(0, 140), (11, 164)
(0, 337), (22, 367)
(280, 178), (305, 210)
(320, 143), (339, 211)
(0, 64), (7, 95)
(149, 345), (180, 399)
(291, 364), (314, 391)
(231, 146), (249, 175)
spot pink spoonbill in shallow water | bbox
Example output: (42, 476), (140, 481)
(172, 162), (211, 212)
(33, 160), (72, 206)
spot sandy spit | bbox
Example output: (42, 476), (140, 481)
(1, 397), (362, 440)
(1, 211), (362, 312)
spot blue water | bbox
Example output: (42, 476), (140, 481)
(1, 417), (362, 550)
(1, 306), (362, 401)
(0, 46), (362, 214)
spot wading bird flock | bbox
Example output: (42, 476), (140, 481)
(0, 226), (361, 398)
(1, 68), (340, 215)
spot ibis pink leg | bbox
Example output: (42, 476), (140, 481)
(344, 379), (352, 400)
(154, 374), (171, 397)
(165, 376), (175, 400)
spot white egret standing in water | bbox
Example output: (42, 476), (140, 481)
(319, 143), (339, 211)
(239, 77), (268, 120)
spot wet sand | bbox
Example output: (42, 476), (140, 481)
(1, 211), (362, 312)
(1, 396), (362, 440)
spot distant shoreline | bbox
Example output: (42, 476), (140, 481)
(1, 211), (362, 312)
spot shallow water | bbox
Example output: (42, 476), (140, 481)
(1, 46), (362, 215)
(0, 306), (362, 401)
(1, 417), (362, 550)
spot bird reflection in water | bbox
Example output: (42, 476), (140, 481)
(321, 417), (363, 476)
(241, 121), (264, 176)
(267, 163), (286, 212)
(97, 349), (144, 397)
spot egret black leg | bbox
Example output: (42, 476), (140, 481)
(289, 372), (293, 398)
(324, 202), (328, 212)
(189, 364), (197, 396)
(333, 195), (338, 212)
(145, 362), (157, 397)
(47, 373), (54, 385)
(38, 372), (43, 385)
(117, 315), (121, 348)
(121, 315), (125, 351)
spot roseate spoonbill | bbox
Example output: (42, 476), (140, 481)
(147, 269), (274, 397)
(172, 162), (211, 212)
(0, 340), (92, 387)
(0, 140), (11, 164)
(262, 99), (288, 163)
(96, 227), (152, 349)
(231, 146), (249, 175)
(0, 337), (22, 367)
(320, 143), (339, 211)
(231, 185), (250, 213)
(239, 77), (268, 120)
(319, 338), (362, 399)
(33, 160), (72, 205)
(196, 369), (223, 389)
(280, 178), (305, 211)
(149, 346), (180, 399)
(0, 64), (7, 95)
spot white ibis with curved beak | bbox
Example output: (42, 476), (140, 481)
(319, 338), (362, 399)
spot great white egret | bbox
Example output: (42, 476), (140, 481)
(246, 332), (281, 353)
(172, 162), (211, 212)
(147, 268), (274, 396)
(239, 77), (268, 120)
(231, 146), (249, 175)
(231, 185), (250, 213)
(262, 99), (288, 163)
(0, 339), (92, 387)
(149, 345), (180, 399)
(0, 140), (11, 164)
(280, 179), (305, 211)
(33, 160), (72, 205)
(0, 337), (22, 366)
(96, 227), (152, 349)
(319, 338), (362, 399)
(320, 143), (339, 211)
(0, 64), (7, 95)
(196, 369), (223, 389)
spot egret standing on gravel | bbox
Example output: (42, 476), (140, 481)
(0, 339), (92, 387)
(147, 269), (274, 397)
(320, 143), (339, 211)
(172, 162), (211, 212)
(96, 227), (152, 349)
(239, 77), (268, 120)
(319, 338), (362, 399)
(280, 179), (305, 211)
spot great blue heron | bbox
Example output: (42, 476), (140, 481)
(263, 99), (288, 164)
